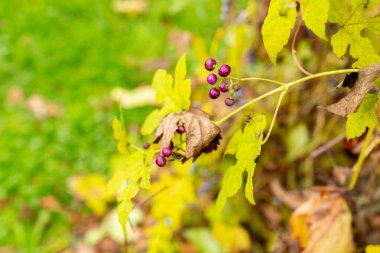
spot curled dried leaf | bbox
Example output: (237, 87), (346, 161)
(155, 108), (221, 160)
(322, 63), (380, 117)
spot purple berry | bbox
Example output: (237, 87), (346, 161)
(219, 81), (229, 92)
(155, 155), (166, 167)
(162, 147), (173, 157)
(204, 58), (217, 71)
(219, 64), (231, 77)
(169, 141), (174, 149)
(233, 84), (241, 91)
(225, 98), (235, 107)
(143, 142), (150, 149)
(209, 88), (220, 99)
(176, 125), (186, 134)
(207, 74), (218, 85)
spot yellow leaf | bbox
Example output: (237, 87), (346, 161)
(212, 222), (251, 251)
(366, 245), (380, 253)
(290, 192), (355, 253)
(117, 199), (133, 235)
(68, 174), (109, 216)
(113, 116), (128, 153)
(152, 69), (173, 104)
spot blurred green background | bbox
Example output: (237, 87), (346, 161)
(3, 0), (378, 252)
(0, 0), (225, 251)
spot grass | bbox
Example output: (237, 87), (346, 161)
(0, 0), (221, 251)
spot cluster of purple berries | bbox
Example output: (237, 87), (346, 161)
(155, 124), (186, 167)
(204, 58), (240, 107)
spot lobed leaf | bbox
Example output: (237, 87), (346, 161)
(117, 199), (133, 235)
(299, 0), (329, 40)
(106, 151), (152, 235)
(152, 69), (173, 105)
(216, 114), (266, 212)
(346, 94), (378, 139)
(141, 54), (192, 135)
(328, 0), (380, 67)
(261, 0), (297, 64)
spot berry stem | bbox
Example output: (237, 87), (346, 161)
(130, 143), (146, 154)
(214, 68), (359, 126)
(262, 90), (287, 144)
(229, 77), (284, 86)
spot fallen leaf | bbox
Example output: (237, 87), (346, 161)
(112, 0), (147, 14)
(6, 86), (24, 105)
(26, 95), (63, 119)
(169, 29), (192, 57)
(155, 108), (221, 160)
(322, 63), (380, 117)
(290, 191), (355, 253)
(110, 86), (155, 109)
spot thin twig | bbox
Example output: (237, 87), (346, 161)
(136, 185), (169, 207)
(291, 13), (313, 76)
(310, 133), (346, 159)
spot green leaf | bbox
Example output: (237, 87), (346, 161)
(366, 245), (380, 253)
(217, 114), (266, 212)
(346, 94), (378, 139)
(286, 123), (310, 161)
(261, 0), (297, 64)
(328, 0), (380, 67)
(299, 0), (329, 40)
(141, 54), (192, 135)
(224, 129), (243, 157)
(216, 165), (244, 212)
(184, 228), (223, 253)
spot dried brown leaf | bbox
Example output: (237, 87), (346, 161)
(155, 108), (221, 160)
(374, 99), (380, 128)
(322, 63), (380, 117)
(290, 191), (355, 253)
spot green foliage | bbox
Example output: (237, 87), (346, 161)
(286, 123), (310, 161)
(261, 0), (380, 66)
(299, 0), (329, 40)
(346, 94), (378, 140)
(261, 0), (297, 64)
(109, 114), (155, 234)
(147, 160), (196, 253)
(329, 0), (380, 67)
(141, 54), (192, 135)
(217, 114), (267, 212)
(112, 116), (128, 154)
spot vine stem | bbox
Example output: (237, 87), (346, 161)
(262, 90), (287, 144)
(129, 144), (145, 153)
(349, 126), (375, 189)
(214, 68), (359, 126)
(229, 76), (284, 86)
(291, 13), (314, 76)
